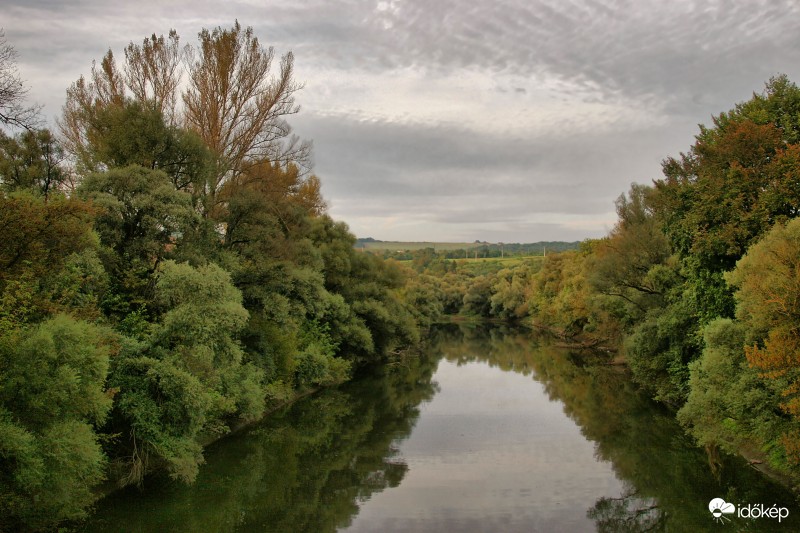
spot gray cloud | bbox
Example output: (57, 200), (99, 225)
(12, 1), (800, 115)
(4, 0), (800, 241)
(254, 0), (800, 112)
(293, 111), (682, 240)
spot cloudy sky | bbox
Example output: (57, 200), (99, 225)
(6, 0), (800, 242)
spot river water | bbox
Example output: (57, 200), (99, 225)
(82, 324), (800, 532)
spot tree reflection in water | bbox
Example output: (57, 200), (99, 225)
(84, 323), (799, 532)
(432, 323), (800, 533)
(588, 485), (665, 533)
(82, 351), (439, 532)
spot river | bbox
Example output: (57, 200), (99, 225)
(81, 323), (800, 532)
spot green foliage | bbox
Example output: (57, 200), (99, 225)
(79, 165), (194, 264)
(86, 100), (213, 195)
(0, 316), (115, 528)
(462, 275), (494, 317)
(0, 128), (68, 199)
(40, 249), (109, 321)
(726, 217), (800, 339)
(295, 345), (351, 388)
(293, 319), (350, 388)
(401, 274), (445, 327)
(107, 260), (269, 486)
(724, 218), (800, 465)
(81, 335), (440, 533)
(0, 193), (97, 287)
(0, 316), (114, 428)
(0, 414), (109, 529)
(310, 216), (420, 362)
(154, 260), (256, 406)
(656, 78), (800, 272)
(78, 165), (196, 318)
(490, 261), (540, 319)
(678, 320), (762, 450)
(588, 184), (671, 323)
(109, 355), (210, 485)
(624, 297), (700, 406)
(0, 24), (438, 529)
(526, 251), (595, 338)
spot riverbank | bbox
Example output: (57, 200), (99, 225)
(92, 384), (327, 502)
(80, 324), (800, 532)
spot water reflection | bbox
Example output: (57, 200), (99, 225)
(83, 323), (800, 532)
(431, 323), (800, 532)
(82, 352), (439, 532)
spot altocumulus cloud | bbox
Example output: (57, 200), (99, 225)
(5, 0), (800, 241)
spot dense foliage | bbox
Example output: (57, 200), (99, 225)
(0, 24), (421, 530)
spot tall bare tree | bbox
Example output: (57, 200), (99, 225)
(183, 21), (311, 208)
(59, 50), (125, 172)
(60, 22), (310, 210)
(124, 30), (184, 123)
(0, 29), (40, 130)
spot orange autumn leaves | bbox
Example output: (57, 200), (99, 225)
(729, 218), (800, 460)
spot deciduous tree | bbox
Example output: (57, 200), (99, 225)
(726, 218), (800, 463)
(61, 23), (310, 212)
(124, 30), (184, 122)
(0, 128), (67, 198)
(0, 30), (39, 130)
(183, 21), (310, 209)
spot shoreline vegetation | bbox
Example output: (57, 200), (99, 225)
(3, 22), (800, 530)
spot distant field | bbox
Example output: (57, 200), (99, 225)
(454, 256), (544, 274)
(454, 256), (544, 265)
(357, 241), (479, 251)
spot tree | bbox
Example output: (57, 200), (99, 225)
(462, 274), (494, 317)
(0, 193), (96, 285)
(78, 165), (194, 267)
(653, 76), (800, 323)
(183, 21), (311, 209)
(0, 128), (68, 199)
(0, 315), (115, 529)
(107, 260), (264, 486)
(77, 165), (195, 315)
(224, 159), (325, 216)
(657, 119), (787, 271)
(60, 23), (311, 211)
(623, 297), (700, 407)
(83, 100), (213, 196)
(0, 30), (39, 130)
(59, 50), (125, 173)
(589, 184), (671, 315)
(726, 217), (800, 464)
(154, 260), (262, 420)
(123, 30), (184, 123)
(677, 319), (774, 453)
(309, 216), (418, 363)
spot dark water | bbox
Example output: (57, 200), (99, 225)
(82, 324), (800, 532)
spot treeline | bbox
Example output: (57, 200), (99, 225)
(414, 76), (800, 477)
(0, 25), (421, 530)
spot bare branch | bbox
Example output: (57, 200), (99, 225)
(183, 22), (309, 207)
(124, 30), (185, 123)
(0, 29), (41, 131)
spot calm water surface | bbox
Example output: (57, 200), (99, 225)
(82, 324), (800, 532)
